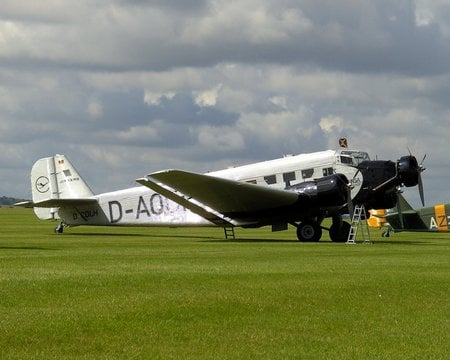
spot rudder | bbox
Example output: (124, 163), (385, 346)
(31, 154), (94, 220)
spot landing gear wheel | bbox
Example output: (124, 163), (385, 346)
(297, 221), (322, 242)
(329, 221), (351, 242)
(54, 223), (64, 234)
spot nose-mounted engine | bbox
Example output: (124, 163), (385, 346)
(398, 155), (420, 187)
(354, 154), (425, 209)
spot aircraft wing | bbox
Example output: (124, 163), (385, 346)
(136, 170), (299, 227)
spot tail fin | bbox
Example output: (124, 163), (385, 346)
(386, 193), (425, 231)
(31, 154), (94, 220)
(395, 193), (414, 212)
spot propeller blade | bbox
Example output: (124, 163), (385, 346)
(419, 154), (427, 166)
(397, 195), (404, 229)
(347, 186), (354, 217)
(418, 153), (426, 206)
(418, 172), (425, 206)
(346, 173), (358, 216)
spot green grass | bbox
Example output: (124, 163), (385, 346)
(0, 207), (449, 359)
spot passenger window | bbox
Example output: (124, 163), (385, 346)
(322, 167), (334, 176)
(283, 172), (296, 186)
(264, 175), (277, 185)
(301, 168), (314, 179)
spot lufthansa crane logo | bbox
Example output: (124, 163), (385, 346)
(35, 176), (50, 193)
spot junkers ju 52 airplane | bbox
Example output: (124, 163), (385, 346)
(17, 143), (425, 242)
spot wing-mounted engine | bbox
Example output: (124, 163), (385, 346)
(287, 173), (350, 210)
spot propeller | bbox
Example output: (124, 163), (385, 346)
(346, 169), (362, 216)
(395, 154), (427, 228)
(347, 185), (354, 217)
(343, 170), (362, 216)
(397, 153), (426, 207)
(331, 172), (354, 215)
(418, 154), (426, 207)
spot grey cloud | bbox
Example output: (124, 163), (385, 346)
(1, 1), (449, 75)
(121, 0), (209, 12)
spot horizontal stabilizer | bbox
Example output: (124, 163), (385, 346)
(13, 201), (34, 208)
(15, 198), (97, 208)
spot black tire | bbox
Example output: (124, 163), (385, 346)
(329, 221), (351, 242)
(297, 221), (322, 242)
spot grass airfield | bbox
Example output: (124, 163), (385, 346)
(1, 207), (449, 359)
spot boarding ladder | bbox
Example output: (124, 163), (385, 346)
(346, 204), (371, 244)
(223, 226), (236, 240)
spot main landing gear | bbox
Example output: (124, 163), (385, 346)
(296, 221), (322, 242)
(294, 218), (350, 242)
(329, 221), (351, 242)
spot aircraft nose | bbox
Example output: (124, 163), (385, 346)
(398, 155), (419, 187)
(397, 155), (425, 206)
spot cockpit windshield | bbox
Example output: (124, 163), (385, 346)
(339, 150), (370, 166)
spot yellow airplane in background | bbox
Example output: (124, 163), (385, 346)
(368, 193), (449, 236)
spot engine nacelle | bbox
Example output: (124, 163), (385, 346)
(288, 174), (349, 208)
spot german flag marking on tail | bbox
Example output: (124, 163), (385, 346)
(434, 204), (448, 232)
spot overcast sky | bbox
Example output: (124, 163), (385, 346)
(1, 0), (450, 207)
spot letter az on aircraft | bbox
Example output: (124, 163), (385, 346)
(368, 193), (449, 237)
(17, 148), (424, 242)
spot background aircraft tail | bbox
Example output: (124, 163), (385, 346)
(395, 193), (415, 212)
(31, 155), (94, 220)
(385, 194), (426, 231)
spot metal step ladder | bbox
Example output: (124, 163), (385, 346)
(223, 226), (235, 240)
(346, 204), (371, 244)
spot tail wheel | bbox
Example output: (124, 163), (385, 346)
(329, 221), (351, 242)
(297, 221), (322, 242)
(54, 222), (64, 234)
